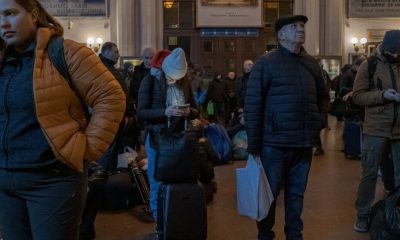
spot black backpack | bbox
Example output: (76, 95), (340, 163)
(370, 187), (400, 240)
(367, 56), (378, 90)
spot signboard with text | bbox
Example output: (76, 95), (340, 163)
(196, 0), (263, 27)
(39, 0), (108, 17)
(349, 0), (400, 18)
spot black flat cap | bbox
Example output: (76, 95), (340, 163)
(274, 15), (308, 33)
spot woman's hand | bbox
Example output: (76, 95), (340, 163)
(165, 105), (191, 117)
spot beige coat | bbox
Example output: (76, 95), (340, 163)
(352, 45), (400, 139)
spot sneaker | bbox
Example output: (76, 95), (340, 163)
(353, 217), (369, 233)
(314, 147), (324, 156)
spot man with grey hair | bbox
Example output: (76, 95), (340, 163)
(244, 15), (328, 240)
(128, 47), (155, 149)
(130, 47), (155, 106)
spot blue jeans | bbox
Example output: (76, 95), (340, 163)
(355, 135), (400, 218)
(145, 135), (159, 219)
(257, 146), (312, 240)
(0, 161), (87, 240)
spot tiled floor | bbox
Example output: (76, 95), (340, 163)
(94, 117), (385, 240)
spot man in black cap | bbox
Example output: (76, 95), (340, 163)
(352, 29), (400, 233)
(244, 15), (329, 240)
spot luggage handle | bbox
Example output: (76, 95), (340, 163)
(167, 116), (189, 131)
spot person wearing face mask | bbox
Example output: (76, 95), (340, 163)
(137, 48), (198, 220)
(352, 29), (400, 233)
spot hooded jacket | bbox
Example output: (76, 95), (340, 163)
(352, 44), (400, 139)
(0, 28), (126, 171)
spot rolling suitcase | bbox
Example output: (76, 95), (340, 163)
(343, 120), (362, 159)
(157, 183), (207, 240)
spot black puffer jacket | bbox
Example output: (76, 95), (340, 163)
(244, 46), (328, 154)
(137, 69), (198, 127)
(129, 63), (150, 106)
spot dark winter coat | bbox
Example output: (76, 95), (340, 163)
(129, 62), (150, 106)
(339, 68), (357, 98)
(237, 71), (251, 108)
(244, 46), (328, 155)
(207, 79), (227, 103)
(137, 69), (198, 127)
(100, 55), (134, 116)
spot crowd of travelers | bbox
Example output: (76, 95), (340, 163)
(1, 1), (400, 239)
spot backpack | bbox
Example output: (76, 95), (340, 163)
(205, 123), (233, 164)
(231, 130), (248, 160)
(369, 187), (400, 240)
(367, 56), (378, 90)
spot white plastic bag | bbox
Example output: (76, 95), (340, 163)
(236, 154), (274, 221)
(117, 146), (137, 169)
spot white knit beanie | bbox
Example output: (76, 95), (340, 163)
(162, 48), (188, 80)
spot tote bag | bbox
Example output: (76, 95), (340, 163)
(150, 124), (200, 183)
(236, 154), (274, 221)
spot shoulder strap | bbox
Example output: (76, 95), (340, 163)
(367, 56), (378, 90)
(47, 37), (90, 118)
(47, 37), (72, 85)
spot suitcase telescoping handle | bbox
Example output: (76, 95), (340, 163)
(167, 116), (188, 130)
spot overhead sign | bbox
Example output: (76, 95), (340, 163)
(349, 0), (400, 18)
(196, 0), (263, 27)
(39, 0), (108, 17)
(200, 28), (259, 37)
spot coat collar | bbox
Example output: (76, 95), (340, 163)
(278, 44), (307, 57)
(0, 28), (54, 67)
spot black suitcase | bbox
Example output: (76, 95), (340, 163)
(157, 183), (207, 240)
(343, 120), (362, 159)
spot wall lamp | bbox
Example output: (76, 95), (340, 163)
(351, 37), (367, 53)
(164, 1), (174, 8)
(86, 37), (103, 53)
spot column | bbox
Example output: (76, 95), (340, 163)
(294, 0), (321, 56)
(110, 0), (137, 57)
(138, 1), (164, 53)
(323, 0), (345, 57)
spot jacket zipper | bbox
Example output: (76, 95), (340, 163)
(2, 75), (13, 162)
(389, 65), (398, 130)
